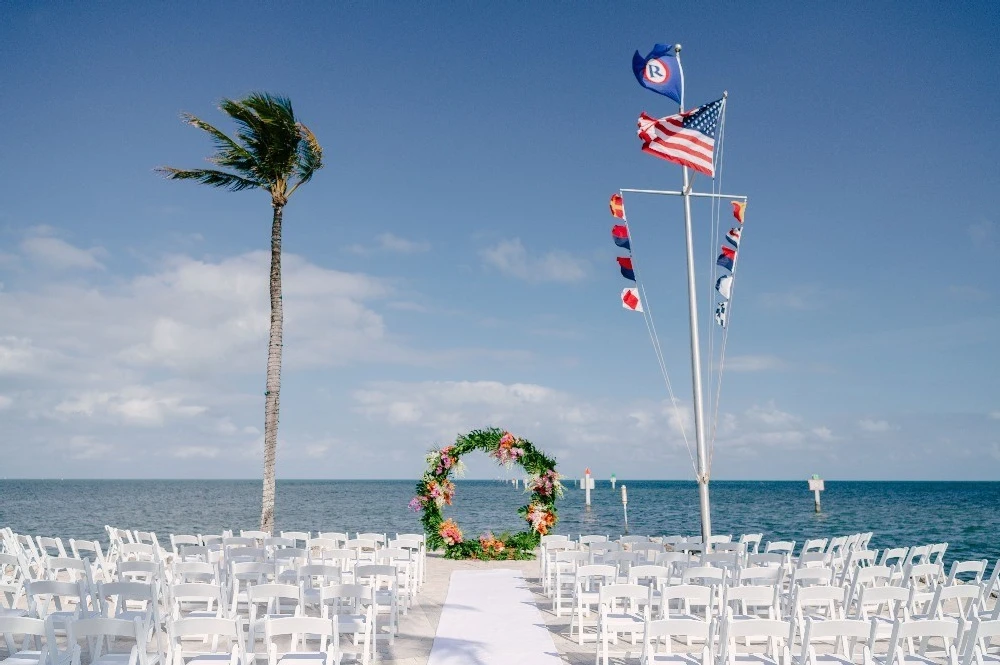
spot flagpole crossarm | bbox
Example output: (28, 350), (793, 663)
(620, 187), (748, 201)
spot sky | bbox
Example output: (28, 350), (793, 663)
(1, 2), (998, 481)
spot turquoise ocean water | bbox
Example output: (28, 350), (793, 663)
(0, 480), (997, 562)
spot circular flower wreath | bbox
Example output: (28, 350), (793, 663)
(409, 427), (563, 560)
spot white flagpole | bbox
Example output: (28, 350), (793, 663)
(674, 43), (713, 549)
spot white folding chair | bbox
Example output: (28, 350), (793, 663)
(262, 616), (339, 665)
(640, 617), (713, 665)
(961, 617), (1000, 665)
(855, 585), (913, 643)
(0, 615), (67, 665)
(67, 616), (162, 665)
(169, 583), (227, 621)
(569, 564), (616, 645)
(353, 565), (397, 648)
(716, 610), (791, 665)
(948, 560), (989, 586)
(793, 617), (873, 665)
(246, 583), (302, 652)
(869, 617), (961, 665)
(319, 584), (373, 665)
(596, 584), (650, 665)
(167, 616), (248, 665)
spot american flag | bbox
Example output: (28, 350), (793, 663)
(637, 97), (724, 177)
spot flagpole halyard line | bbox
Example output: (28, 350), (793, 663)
(706, 97), (730, 472)
(621, 197), (697, 466)
(620, 203), (699, 474)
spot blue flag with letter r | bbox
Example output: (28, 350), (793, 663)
(632, 44), (682, 103)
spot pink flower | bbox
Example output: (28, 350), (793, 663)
(408, 497), (423, 512)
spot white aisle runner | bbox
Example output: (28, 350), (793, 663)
(427, 568), (563, 665)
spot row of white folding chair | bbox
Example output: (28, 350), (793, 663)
(167, 615), (348, 665)
(232, 567), (397, 648)
(221, 548), (417, 603)
(877, 543), (950, 572)
(7, 612), (344, 665)
(574, 564), (975, 632)
(167, 582), (374, 664)
(612, 601), (972, 665)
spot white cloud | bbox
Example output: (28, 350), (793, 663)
(968, 220), (996, 246)
(304, 444), (329, 458)
(374, 233), (430, 253)
(0, 337), (49, 374)
(744, 401), (799, 427)
(66, 435), (114, 460)
(0, 395), (12, 409)
(55, 385), (208, 426)
(171, 445), (222, 459)
(858, 418), (895, 432)
(811, 426), (836, 441)
(1, 250), (393, 375)
(350, 380), (834, 478)
(989, 411), (1000, 420)
(480, 239), (587, 282)
(21, 235), (106, 270)
(348, 233), (430, 255)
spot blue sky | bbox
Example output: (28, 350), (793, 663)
(1, 2), (997, 480)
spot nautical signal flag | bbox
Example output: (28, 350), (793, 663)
(617, 256), (636, 281)
(731, 200), (746, 224)
(716, 274), (733, 300)
(609, 193), (625, 219)
(612, 224), (631, 251)
(717, 246), (736, 271)
(637, 98), (724, 177)
(715, 301), (728, 328)
(621, 288), (643, 312)
(632, 44), (682, 104)
(724, 227), (741, 249)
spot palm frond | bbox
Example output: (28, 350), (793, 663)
(221, 94), (301, 182)
(162, 92), (321, 198)
(294, 122), (324, 186)
(182, 113), (260, 176)
(218, 98), (270, 175)
(155, 167), (262, 192)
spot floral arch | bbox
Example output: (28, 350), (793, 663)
(409, 427), (562, 560)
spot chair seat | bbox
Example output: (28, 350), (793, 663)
(333, 614), (368, 631)
(648, 654), (703, 665)
(1, 651), (44, 665)
(730, 655), (780, 665)
(898, 655), (939, 665)
(0, 608), (28, 618)
(181, 610), (221, 620)
(93, 652), (160, 665)
(812, 655), (855, 665)
(183, 656), (242, 665)
(275, 654), (328, 665)
(603, 612), (645, 627)
(117, 609), (152, 624)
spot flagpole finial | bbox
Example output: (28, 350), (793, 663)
(723, 90), (728, 99)
(674, 43), (682, 54)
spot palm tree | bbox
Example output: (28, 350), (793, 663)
(158, 93), (323, 534)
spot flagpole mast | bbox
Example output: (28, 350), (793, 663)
(674, 43), (713, 549)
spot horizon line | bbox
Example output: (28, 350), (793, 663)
(1, 477), (996, 483)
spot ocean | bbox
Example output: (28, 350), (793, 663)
(0, 480), (997, 563)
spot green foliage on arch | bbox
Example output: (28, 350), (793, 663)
(410, 427), (563, 560)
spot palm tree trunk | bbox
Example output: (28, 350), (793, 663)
(261, 202), (284, 534)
